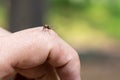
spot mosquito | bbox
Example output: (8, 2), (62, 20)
(43, 24), (51, 30)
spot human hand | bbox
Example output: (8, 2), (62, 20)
(0, 27), (81, 80)
(0, 28), (11, 37)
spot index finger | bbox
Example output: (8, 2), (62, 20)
(48, 31), (81, 80)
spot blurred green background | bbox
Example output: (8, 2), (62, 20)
(0, 0), (120, 80)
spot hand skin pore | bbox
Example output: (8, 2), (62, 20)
(0, 27), (81, 80)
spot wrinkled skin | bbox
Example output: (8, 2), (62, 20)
(0, 27), (81, 80)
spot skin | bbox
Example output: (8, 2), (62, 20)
(0, 27), (81, 80)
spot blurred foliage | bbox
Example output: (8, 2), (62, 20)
(47, 0), (120, 40)
(0, 0), (8, 28)
(0, 0), (119, 43)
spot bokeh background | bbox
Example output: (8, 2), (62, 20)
(0, 0), (120, 80)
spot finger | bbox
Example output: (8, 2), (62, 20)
(15, 63), (58, 80)
(48, 32), (81, 80)
(0, 27), (11, 37)
(0, 28), (17, 79)
(0, 27), (80, 80)
(0, 27), (52, 79)
(0, 57), (15, 79)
